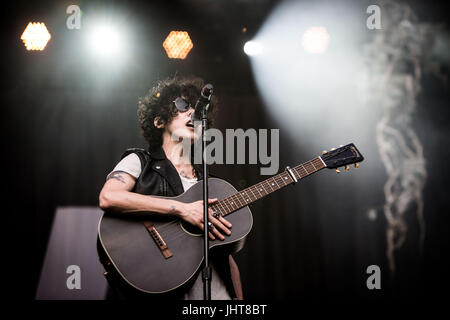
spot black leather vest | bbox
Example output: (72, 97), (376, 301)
(122, 146), (204, 197)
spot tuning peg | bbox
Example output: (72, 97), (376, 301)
(336, 168), (341, 173)
(331, 147), (336, 151)
(322, 150), (328, 155)
(345, 165), (350, 171)
(354, 163), (359, 168)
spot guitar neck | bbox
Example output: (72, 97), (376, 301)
(211, 157), (326, 217)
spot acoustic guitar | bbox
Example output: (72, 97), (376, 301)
(98, 143), (364, 294)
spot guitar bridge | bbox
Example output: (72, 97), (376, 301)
(143, 221), (173, 259)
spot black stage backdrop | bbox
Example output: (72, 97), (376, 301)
(3, 0), (449, 302)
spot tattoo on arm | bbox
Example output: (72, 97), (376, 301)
(106, 171), (127, 184)
(170, 205), (176, 212)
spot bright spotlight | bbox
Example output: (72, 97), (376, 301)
(88, 24), (122, 57)
(244, 41), (263, 56)
(21, 22), (51, 51)
(301, 26), (330, 54)
(248, 0), (364, 148)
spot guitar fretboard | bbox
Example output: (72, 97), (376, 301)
(210, 157), (326, 217)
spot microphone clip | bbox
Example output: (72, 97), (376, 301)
(194, 84), (214, 120)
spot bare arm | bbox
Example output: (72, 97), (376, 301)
(99, 171), (232, 240)
(99, 171), (180, 215)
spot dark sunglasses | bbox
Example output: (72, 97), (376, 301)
(173, 97), (192, 112)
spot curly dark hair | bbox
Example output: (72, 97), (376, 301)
(137, 76), (218, 151)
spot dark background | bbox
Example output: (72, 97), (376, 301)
(3, 0), (449, 302)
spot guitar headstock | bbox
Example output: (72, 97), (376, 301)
(320, 143), (364, 172)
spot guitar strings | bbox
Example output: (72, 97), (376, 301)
(144, 200), (229, 233)
(154, 203), (239, 242)
(153, 168), (313, 242)
(135, 172), (293, 238)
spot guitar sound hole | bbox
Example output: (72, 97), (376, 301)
(180, 220), (203, 236)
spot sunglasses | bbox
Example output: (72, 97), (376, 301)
(173, 97), (192, 112)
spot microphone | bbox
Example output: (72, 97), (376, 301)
(192, 84), (213, 121)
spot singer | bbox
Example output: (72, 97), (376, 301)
(97, 76), (243, 300)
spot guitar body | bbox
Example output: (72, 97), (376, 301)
(98, 178), (253, 294)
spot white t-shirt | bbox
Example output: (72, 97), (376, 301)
(111, 153), (231, 300)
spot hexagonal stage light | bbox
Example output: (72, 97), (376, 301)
(21, 22), (51, 51)
(163, 31), (193, 59)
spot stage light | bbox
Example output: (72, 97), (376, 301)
(21, 22), (51, 51)
(163, 31), (193, 59)
(248, 0), (364, 149)
(301, 26), (330, 54)
(244, 41), (263, 56)
(88, 24), (122, 57)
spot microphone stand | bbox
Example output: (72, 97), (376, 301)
(200, 88), (212, 300)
